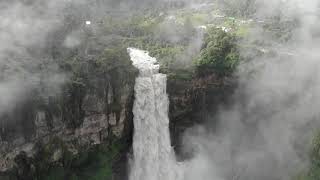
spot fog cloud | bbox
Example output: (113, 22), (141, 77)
(0, 0), (71, 117)
(183, 0), (320, 179)
(0, 0), (128, 118)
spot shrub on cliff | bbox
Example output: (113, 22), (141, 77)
(59, 44), (137, 129)
(195, 28), (240, 77)
(29, 138), (124, 180)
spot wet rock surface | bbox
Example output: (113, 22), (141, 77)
(168, 74), (236, 160)
(0, 62), (137, 180)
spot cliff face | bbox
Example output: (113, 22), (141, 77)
(0, 51), (235, 180)
(168, 74), (236, 159)
(0, 53), (137, 179)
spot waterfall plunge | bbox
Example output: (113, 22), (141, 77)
(128, 48), (183, 180)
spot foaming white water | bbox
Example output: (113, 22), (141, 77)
(128, 48), (183, 180)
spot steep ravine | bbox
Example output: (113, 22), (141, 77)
(0, 49), (138, 179)
(0, 53), (235, 180)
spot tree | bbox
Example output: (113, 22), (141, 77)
(195, 28), (240, 77)
(217, 0), (258, 18)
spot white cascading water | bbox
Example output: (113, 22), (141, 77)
(128, 48), (183, 180)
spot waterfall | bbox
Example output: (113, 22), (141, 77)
(128, 48), (182, 180)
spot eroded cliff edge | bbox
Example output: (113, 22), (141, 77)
(0, 46), (138, 179)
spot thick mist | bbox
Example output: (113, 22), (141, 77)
(0, 0), (76, 117)
(182, 0), (320, 180)
(0, 0), (147, 119)
(2, 0), (320, 179)
(0, 0), (200, 120)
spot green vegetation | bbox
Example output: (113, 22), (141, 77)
(262, 15), (299, 43)
(306, 132), (320, 180)
(195, 28), (241, 77)
(63, 45), (136, 86)
(62, 142), (122, 180)
(176, 12), (209, 26)
(293, 132), (320, 180)
(218, 0), (257, 18)
(115, 15), (192, 70)
(235, 24), (250, 37)
(94, 11), (249, 80)
(103, 15), (163, 37)
(12, 137), (125, 180)
(59, 45), (137, 129)
(110, 13), (246, 79)
(167, 69), (194, 82)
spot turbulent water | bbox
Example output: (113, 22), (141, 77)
(128, 48), (182, 180)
